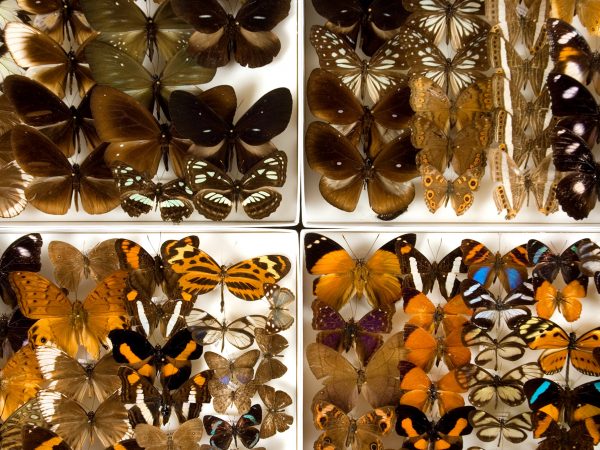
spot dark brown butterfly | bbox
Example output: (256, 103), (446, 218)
(11, 125), (120, 215)
(0, 308), (35, 359)
(257, 385), (292, 439)
(203, 404), (262, 450)
(0, 233), (42, 308)
(172, 0), (291, 68)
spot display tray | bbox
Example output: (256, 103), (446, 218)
(301, 229), (600, 450)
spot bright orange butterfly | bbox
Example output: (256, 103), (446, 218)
(533, 276), (588, 322)
(0, 345), (42, 421)
(403, 324), (471, 371)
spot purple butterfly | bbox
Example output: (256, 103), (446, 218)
(311, 299), (394, 365)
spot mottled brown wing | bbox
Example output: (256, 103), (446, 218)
(257, 385), (293, 438)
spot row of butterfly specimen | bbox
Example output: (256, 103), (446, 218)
(0, 232), (296, 449)
(304, 231), (600, 449)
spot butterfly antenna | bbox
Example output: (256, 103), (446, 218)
(364, 234), (380, 257)
(341, 235), (358, 260)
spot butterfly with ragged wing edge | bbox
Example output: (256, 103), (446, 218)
(305, 233), (409, 310)
(0, 345), (42, 421)
(208, 378), (259, 415)
(169, 87), (292, 173)
(307, 333), (405, 413)
(550, 0), (600, 36)
(257, 385), (292, 439)
(528, 238), (584, 283)
(402, 288), (471, 335)
(311, 299), (393, 366)
(11, 125), (120, 215)
(172, 0), (290, 68)
(134, 419), (204, 450)
(403, 324), (471, 371)
(535, 418), (598, 450)
(10, 270), (129, 359)
(254, 328), (287, 384)
(0, 233), (42, 308)
(395, 405), (475, 450)
(461, 323), (527, 371)
(205, 350), (260, 386)
(203, 404), (262, 450)
(469, 410), (533, 446)
(262, 283), (294, 334)
(306, 122), (419, 220)
(0, 308), (35, 359)
(531, 275), (588, 322)
(312, 401), (394, 450)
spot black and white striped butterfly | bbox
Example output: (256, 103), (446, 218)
(470, 410), (532, 446)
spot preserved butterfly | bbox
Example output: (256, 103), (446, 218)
(461, 323), (527, 371)
(21, 426), (74, 450)
(4, 22), (94, 98)
(208, 379), (259, 415)
(460, 239), (530, 292)
(0, 308), (35, 359)
(254, 328), (288, 384)
(108, 328), (203, 390)
(395, 405), (475, 450)
(307, 333), (405, 413)
(398, 361), (467, 415)
(305, 233), (408, 310)
(37, 390), (132, 450)
(0, 233), (42, 308)
(169, 87), (292, 173)
(397, 235), (468, 300)
(487, 0), (548, 50)
(0, 346), (42, 421)
(306, 122), (419, 220)
(262, 283), (294, 334)
(171, 0), (291, 68)
(205, 350), (260, 386)
(0, 398), (48, 450)
(576, 238), (600, 293)
(403, 324), (471, 371)
(0, 160), (31, 219)
(401, 288), (471, 334)
(80, 0), (192, 62)
(185, 151), (288, 221)
(311, 299), (393, 366)
(3, 75), (100, 157)
(203, 404), (262, 450)
(528, 238), (583, 283)
(531, 276), (588, 322)
(11, 125), (120, 215)
(460, 278), (534, 330)
(312, 401), (395, 450)
(125, 292), (188, 339)
(535, 418), (598, 450)
(10, 270), (129, 359)
(112, 163), (194, 223)
(48, 239), (119, 293)
(515, 317), (600, 377)
(549, 0), (600, 35)
(469, 411), (532, 445)
(511, 84), (552, 138)
(134, 419), (204, 450)
(257, 385), (292, 439)
(309, 25), (407, 102)
(419, 165), (482, 216)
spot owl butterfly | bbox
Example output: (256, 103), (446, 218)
(11, 125), (120, 215)
(309, 25), (407, 103)
(187, 310), (267, 351)
(3, 75), (100, 158)
(311, 0), (407, 56)
(254, 328), (288, 384)
(172, 0), (290, 68)
(80, 0), (191, 62)
(306, 122), (419, 220)
(307, 333), (405, 413)
(0, 233), (42, 308)
(487, 0), (548, 50)
(528, 238), (584, 283)
(262, 283), (294, 334)
(48, 239), (119, 293)
(4, 22), (94, 98)
(0, 346), (42, 421)
(312, 401), (395, 450)
(575, 238), (600, 293)
(85, 41), (215, 119)
(203, 404), (262, 450)
(398, 361), (467, 415)
(305, 233), (408, 310)
(403, 324), (471, 372)
(1, 399), (48, 450)
(550, 0), (600, 35)
(0, 308), (35, 359)
(257, 385), (292, 439)
(134, 419), (204, 450)
(419, 164), (482, 216)
(461, 323), (527, 371)
(470, 411), (533, 446)
(10, 270), (129, 359)
(169, 87), (292, 173)
(205, 350), (260, 386)
(311, 299), (394, 366)
(531, 276), (588, 322)
(401, 288), (471, 335)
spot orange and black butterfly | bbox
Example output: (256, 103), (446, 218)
(402, 288), (471, 335)
(534, 416), (598, 450)
(461, 323), (527, 371)
(403, 324), (471, 371)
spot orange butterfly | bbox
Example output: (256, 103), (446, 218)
(403, 324), (471, 371)
(9, 271), (129, 359)
(533, 276), (588, 322)
(0, 345), (42, 421)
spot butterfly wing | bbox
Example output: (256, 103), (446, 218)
(0, 346), (42, 421)
(0, 233), (42, 308)
(312, 400), (352, 449)
(37, 390), (89, 449)
(255, 328), (288, 383)
(203, 412), (234, 450)
(0, 160), (30, 219)
(21, 425), (72, 450)
(185, 158), (235, 220)
(92, 392), (134, 447)
(171, 371), (212, 424)
(171, 418), (203, 450)
(134, 424), (168, 450)
(47, 241), (86, 293)
(224, 255), (291, 301)
(263, 283), (294, 333)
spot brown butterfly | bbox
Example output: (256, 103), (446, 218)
(257, 385), (292, 439)
(134, 419), (204, 450)
(205, 350), (260, 386)
(262, 283), (294, 334)
(208, 379), (259, 415)
(0, 346), (42, 421)
(254, 328), (288, 384)
(419, 164), (482, 216)
(11, 125), (120, 215)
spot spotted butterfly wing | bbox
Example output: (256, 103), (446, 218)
(262, 283), (294, 333)
(203, 404), (262, 449)
(419, 164), (482, 216)
(0, 233), (42, 308)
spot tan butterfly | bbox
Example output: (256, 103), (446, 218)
(306, 332), (405, 413)
(262, 283), (295, 334)
(48, 239), (119, 292)
(208, 379), (259, 415)
(258, 385), (292, 439)
(135, 419), (204, 450)
(254, 328), (288, 384)
(419, 164), (482, 216)
(0, 346), (42, 421)
(10, 270), (129, 358)
(205, 350), (260, 386)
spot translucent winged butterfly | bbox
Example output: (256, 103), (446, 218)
(203, 404), (262, 450)
(469, 410), (533, 446)
(0, 233), (42, 308)
(461, 323), (527, 371)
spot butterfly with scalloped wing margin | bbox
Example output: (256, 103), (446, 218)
(254, 328), (288, 384)
(531, 275), (588, 322)
(257, 385), (292, 439)
(262, 283), (294, 334)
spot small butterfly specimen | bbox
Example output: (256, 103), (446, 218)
(257, 385), (292, 439)
(549, 0), (600, 35)
(203, 404), (262, 450)
(208, 378), (259, 415)
(461, 323), (527, 371)
(205, 350), (260, 386)
(124, 291), (188, 338)
(0, 308), (35, 359)
(262, 283), (294, 334)
(0, 346), (42, 421)
(304, 233), (407, 310)
(528, 239), (584, 282)
(48, 239), (119, 293)
(470, 411), (532, 446)
(0, 233), (42, 308)
(312, 401), (395, 450)
(403, 324), (471, 371)
(134, 419), (204, 450)
(254, 328), (288, 384)
(419, 164), (482, 216)
(402, 288), (471, 335)
(11, 125), (120, 215)
(186, 310), (266, 351)
(11, 270), (129, 358)
(487, 0), (547, 50)
(532, 276), (588, 322)
(172, 0), (291, 68)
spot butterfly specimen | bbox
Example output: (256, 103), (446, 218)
(528, 238), (584, 283)
(306, 122), (419, 219)
(254, 328), (288, 384)
(262, 283), (294, 334)
(576, 238), (600, 292)
(208, 378), (258, 415)
(0, 233), (42, 308)
(4, 22), (94, 98)
(461, 323), (527, 371)
(469, 411), (532, 446)
(305, 233), (406, 310)
(532, 276), (588, 322)
(205, 350), (260, 386)
(312, 401), (395, 450)
(311, 299), (393, 365)
(403, 324), (471, 371)
(125, 293), (187, 339)
(3, 75), (100, 157)
(515, 317), (600, 377)
(11, 125), (120, 215)
(395, 405), (475, 450)
(169, 87), (292, 173)
(1, 398), (48, 450)
(460, 239), (530, 292)
(398, 361), (467, 415)
(35, 345), (120, 403)
(80, 0), (192, 62)
(21, 426), (75, 450)
(112, 163), (194, 223)
(172, 0), (291, 68)
(535, 419), (598, 450)
(307, 332), (405, 413)
(203, 404), (262, 450)
(419, 164), (482, 216)
(37, 390), (132, 450)
(134, 419), (204, 450)
(185, 151), (288, 221)
(257, 385), (292, 439)
(0, 346), (42, 421)
(487, 0), (548, 50)
(550, 0), (600, 35)
(109, 328), (203, 390)
(11, 270), (129, 358)
(48, 239), (119, 293)
(309, 25), (407, 102)
(0, 308), (35, 359)
(402, 288), (471, 335)
(0, 160), (31, 219)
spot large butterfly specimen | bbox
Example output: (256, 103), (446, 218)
(203, 404), (262, 450)
(258, 385), (292, 439)
(172, 0), (291, 68)
(134, 419), (204, 450)
(532, 276), (588, 322)
(0, 346), (42, 421)
(0, 233), (42, 308)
